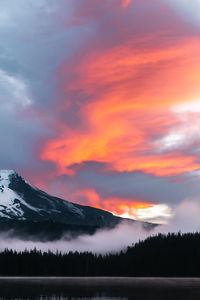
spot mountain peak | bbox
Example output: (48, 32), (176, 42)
(0, 170), (151, 240)
(0, 170), (17, 187)
(0, 169), (126, 227)
(0, 170), (16, 176)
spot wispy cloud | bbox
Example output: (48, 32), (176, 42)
(1, 0), (200, 223)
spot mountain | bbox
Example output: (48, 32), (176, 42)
(0, 170), (122, 226)
(0, 170), (152, 240)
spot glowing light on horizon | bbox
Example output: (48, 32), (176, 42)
(173, 100), (200, 113)
(120, 204), (172, 224)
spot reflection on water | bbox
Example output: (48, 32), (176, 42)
(0, 277), (200, 300)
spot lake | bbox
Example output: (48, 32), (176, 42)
(0, 277), (200, 300)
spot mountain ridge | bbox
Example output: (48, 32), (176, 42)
(0, 170), (153, 240)
(0, 170), (130, 226)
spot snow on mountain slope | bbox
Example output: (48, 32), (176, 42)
(0, 170), (124, 227)
(0, 170), (41, 219)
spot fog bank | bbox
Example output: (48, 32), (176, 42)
(0, 199), (200, 254)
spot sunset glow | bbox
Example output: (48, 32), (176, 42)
(3, 0), (200, 223)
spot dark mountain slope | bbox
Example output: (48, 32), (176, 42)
(0, 170), (152, 240)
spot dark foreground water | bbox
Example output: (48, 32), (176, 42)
(0, 277), (200, 300)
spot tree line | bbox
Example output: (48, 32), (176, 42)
(1, 232), (200, 276)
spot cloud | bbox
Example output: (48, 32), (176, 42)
(159, 198), (200, 233)
(1, 0), (200, 224)
(44, 168), (200, 224)
(0, 68), (32, 111)
(41, 20), (200, 177)
(0, 222), (149, 254)
(0, 0), (84, 173)
(34, 0), (200, 220)
(169, 0), (200, 26)
(0, 68), (48, 171)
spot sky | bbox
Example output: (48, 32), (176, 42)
(1, 0), (200, 224)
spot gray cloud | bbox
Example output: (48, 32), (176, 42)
(47, 164), (200, 207)
(0, 0), (94, 172)
(169, 0), (200, 26)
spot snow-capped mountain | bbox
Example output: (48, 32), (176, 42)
(0, 170), (126, 227)
(0, 170), (154, 240)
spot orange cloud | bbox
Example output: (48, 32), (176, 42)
(71, 188), (154, 217)
(41, 36), (200, 177)
(121, 0), (131, 8)
(66, 187), (171, 222)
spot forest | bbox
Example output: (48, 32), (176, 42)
(1, 232), (200, 276)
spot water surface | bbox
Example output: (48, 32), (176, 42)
(0, 277), (200, 300)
